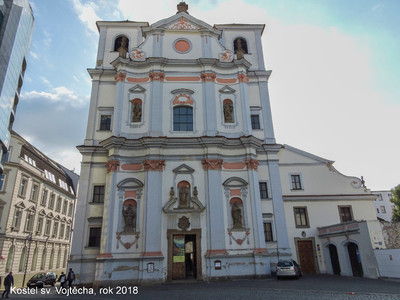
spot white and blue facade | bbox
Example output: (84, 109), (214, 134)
(70, 4), (291, 285)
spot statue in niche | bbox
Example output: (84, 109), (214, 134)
(231, 203), (243, 229)
(179, 186), (190, 208)
(193, 186), (198, 198)
(169, 187), (175, 200)
(223, 102), (234, 123)
(122, 205), (136, 233)
(118, 36), (128, 58)
(235, 38), (245, 60)
(131, 102), (142, 122)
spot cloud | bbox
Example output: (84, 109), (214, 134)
(71, 0), (101, 34)
(30, 51), (38, 60)
(21, 86), (87, 107)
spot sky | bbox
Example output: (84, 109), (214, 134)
(14, 0), (400, 191)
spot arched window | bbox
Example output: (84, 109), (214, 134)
(233, 38), (248, 54)
(18, 246), (27, 272)
(5, 245), (15, 272)
(173, 106), (193, 131)
(114, 35), (129, 51)
(40, 248), (47, 270)
(31, 247), (38, 271)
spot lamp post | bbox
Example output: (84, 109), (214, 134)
(22, 233), (33, 288)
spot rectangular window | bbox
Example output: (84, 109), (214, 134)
(13, 208), (23, 230)
(36, 217), (44, 235)
(30, 183), (39, 202)
(259, 182), (269, 199)
(291, 174), (303, 190)
(88, 227), (102, 247)
(18, 177), (28, 197)
(52, 221), (59, 237)
(92, 185), (105, 203)
(251, 114), (260, 129)
(100, 115), (111, 131)
(59, 224), (65, 239)
(62, 200), (67, 215)
(263, 222), (273, 242)
(48, 193), (55, 209)
(68, 203), (73, 217)
(294, 207), (309, 228)
(65, 225), (71, 240)
(41, 190), (48, 206)
(381, 206), (386, 213)
(25, 213), (34, 232)
(45, 219), (52, 236)
(0, 174), (6, 191)
(55, 196), (62, 212)
(339, 206), (353, 222)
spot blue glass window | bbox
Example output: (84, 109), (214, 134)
(173, 107), (193, 131)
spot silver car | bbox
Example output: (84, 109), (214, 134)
(276, 260), (302, 279)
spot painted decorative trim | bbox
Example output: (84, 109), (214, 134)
(141, 251), (163, 257)
(97, 253), (113, 258)
(218, 50), (234, 62)
(223, 162), (246, 170)
(126, 77), (149, 83)
(254, 248), (268, 254)
(165, 76), (201, 82)
(105, 160), (120, 173)
(116, 232), (140, 249)
(173, 38), (192, 54)
(149, 72), (165, 82)
(246, 159), (260, 170)
(168, 17), (199, 30)
(129, 48), (146, 61)
(172, 93), (194, 105)
(205, 249), (227, 255)
(202, 159), (223, 170)
(121, 164), (143, 171)
(143, 160), (165, 171)
(228, 229), (250, 245)
(114, 72), (126, 82)
(237, 73), (249, 83)
(201, 73), (216, 82)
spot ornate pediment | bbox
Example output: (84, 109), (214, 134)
(163, 186), (205, 213)
(219, 85), (236, 94)
(172, 164), (195, 174)
(129, 84), (146, 94)
(15, 201), (26, 209)
(27, 205), (36, 212)
(38, 209), (46, 216)
(167, 17), (200, 30)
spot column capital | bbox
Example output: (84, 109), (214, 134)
(246, 158), (260, 170)
(149, 72), (165, 81)
(114, 72), (126, 82)
(238, 73), (249, 83)
(202, 159), (223, 170)
(105, 160), (120, 173)
(201, 73), (216, 82)
(144, 160), (165, 171)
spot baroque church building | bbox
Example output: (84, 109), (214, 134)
(70, 2), (382, 285)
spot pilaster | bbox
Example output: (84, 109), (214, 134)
(149, 72), (165, 136)
(259, 81), (276, 144)
(238, 73), (252, 135)
(201, 73), (217, 136)
(113, 74), (126, 135)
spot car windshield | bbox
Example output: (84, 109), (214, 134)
(277, 261), (293, 267)
(31, 274), (45, 279)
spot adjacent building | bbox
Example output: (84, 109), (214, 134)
(70, 2), (385, 285)
(0, 0), (34, 173)
(372, 191), (394, 222)
(279, 145), (384, 278)
(0, 131), (78, 288)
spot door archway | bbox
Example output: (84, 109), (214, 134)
(328, 244), (341, 275)
(347, 242), (363, 277)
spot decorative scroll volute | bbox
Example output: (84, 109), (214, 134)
(143, 160), (166, 171)
(245, 159), (259, 170)
(105, 160), (120, 173)
(202, 159), (223, 170)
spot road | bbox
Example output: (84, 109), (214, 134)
(7, 274), (400, 299)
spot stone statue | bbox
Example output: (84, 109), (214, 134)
(193, 186), (198, 198)
(179, 186), (189, 208)
(231, 203), (243, 229)
(223, 102), (234, 123)
(169, 187), (175, 200)
(118, 36), (128, 58)
(131, 102), (142, 122)
(235, 38), (245, 60)
(122, 205), (136, 233)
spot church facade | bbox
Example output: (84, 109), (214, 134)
(69, 2), (291, 285)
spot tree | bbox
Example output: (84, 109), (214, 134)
(391, 184), (400, 222)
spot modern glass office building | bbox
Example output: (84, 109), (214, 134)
(0, 0), (34, 173)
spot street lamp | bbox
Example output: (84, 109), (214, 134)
(22, 233), (33, 287)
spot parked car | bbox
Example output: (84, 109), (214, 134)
(27, 272), (57, 288)
(276, 260), (302, 279)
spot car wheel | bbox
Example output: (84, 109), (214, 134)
(277, 276), (280, 280)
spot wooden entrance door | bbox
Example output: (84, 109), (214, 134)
(297, 240), (316, 274)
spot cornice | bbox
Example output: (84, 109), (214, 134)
(283, 194), (377, 202)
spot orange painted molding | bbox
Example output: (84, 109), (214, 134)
(124, 190), (137, 198)
(202, 159), (223, 170)
(254, 248), (268, 254)
(97, 253), (113, 258)
(223, 162), (246, 170)
(141, 251), (163, 257)
(165, 76), (201, 82)
(114, 72), (126, 82)
(201, 73), (216, 82)
(121, 163), (143, 171)
(105, 160), (120, 173)
(143, 160), (166, 171)
(230, 189), (242, 196)
(206, 249), (228, 255)
(238, 73), (249, 83)
(126, 77), (149, 83)
(216, 78), (237, 84)
(149, 72), (165, 81)
(246, 159), (260, 170)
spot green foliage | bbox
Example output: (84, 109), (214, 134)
(391, 184), (400, 222)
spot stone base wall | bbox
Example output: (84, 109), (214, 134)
(380, 221), (400, 248)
